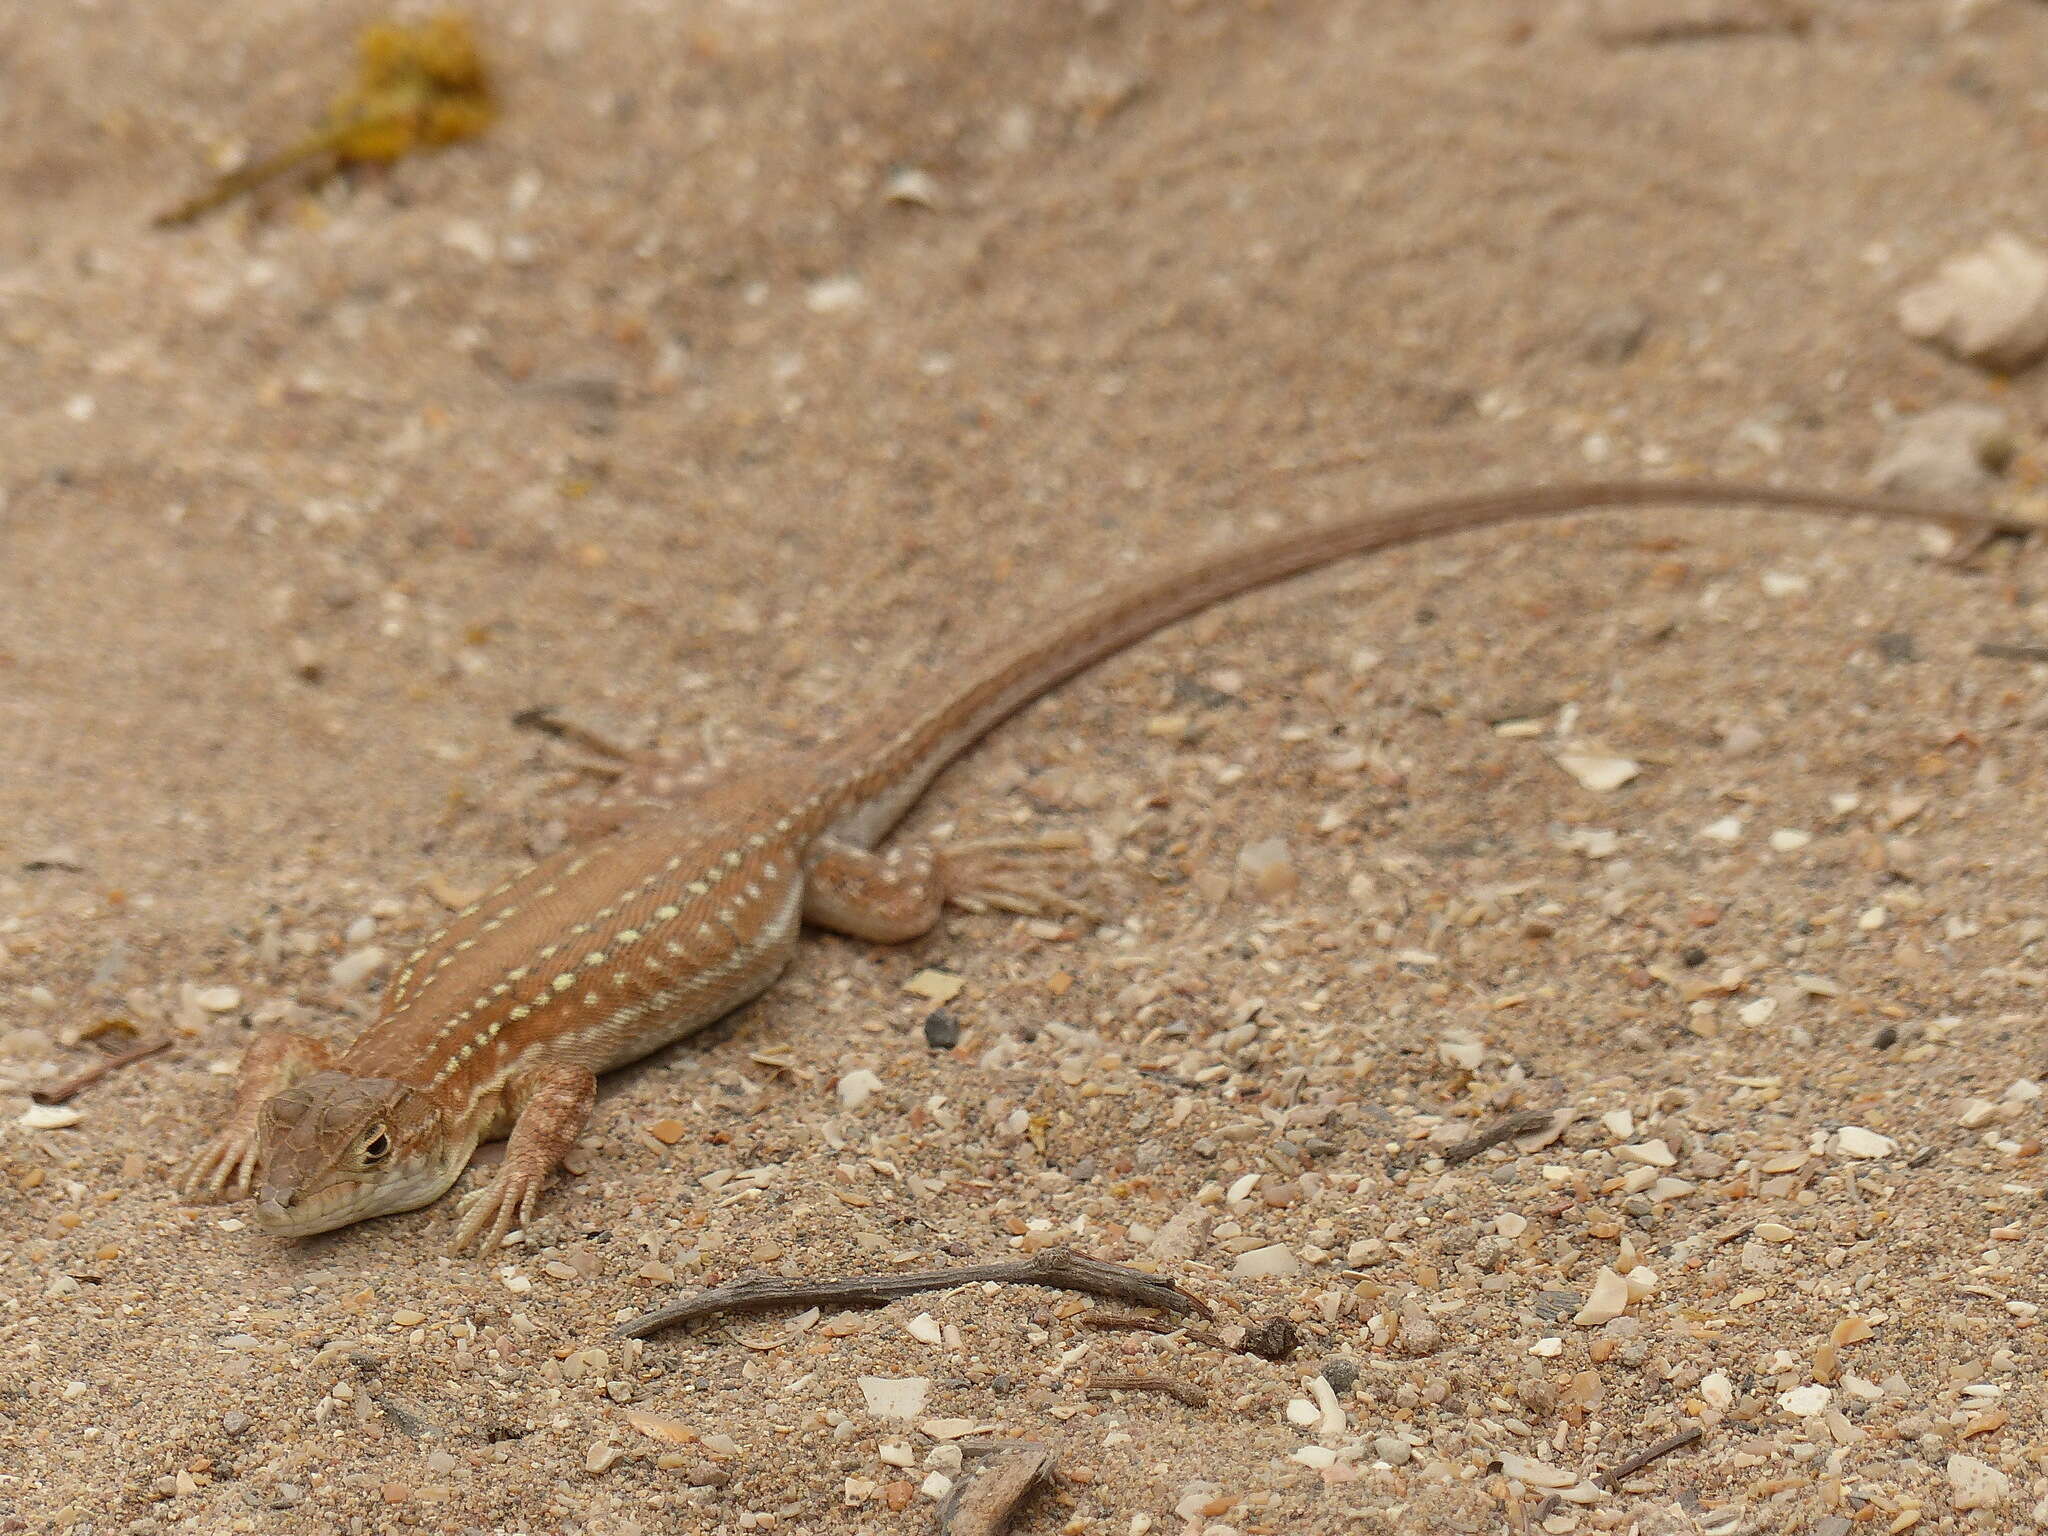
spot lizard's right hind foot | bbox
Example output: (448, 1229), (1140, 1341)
(939, 832), (1105, 924)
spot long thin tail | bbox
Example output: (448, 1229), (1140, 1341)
(820, 479), (2028, 846)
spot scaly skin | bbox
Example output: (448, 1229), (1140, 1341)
(178, 480), (2032, 1251)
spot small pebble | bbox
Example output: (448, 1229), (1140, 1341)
(1833, 1125), (1895, 1160)
(1946, 1452), (2010, 1510)
(837, 1068), (884, 1111)
(1232, 1244), (1300, 1279)
(329, 946), (387, 989)
(1572, 1268), (1629, 1326)
(195, 986), (242, 1013)
(922, 1010), (960, 1050)
(1319, 1358), (1360, 1396)
(1898, 232), (2048, 371)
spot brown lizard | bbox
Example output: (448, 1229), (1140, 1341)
(178, 480), (2029, 1252)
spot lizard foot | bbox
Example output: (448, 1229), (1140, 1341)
(449, 1167), (546, 1255)
(179, 1126), (263, 1202)
(940, 833), (1104, 923)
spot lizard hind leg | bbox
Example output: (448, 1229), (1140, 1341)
(802, 833), (1100, 944)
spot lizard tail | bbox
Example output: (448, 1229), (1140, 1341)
(818, 478), (2022, 848)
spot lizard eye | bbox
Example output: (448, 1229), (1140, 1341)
(360, 1127), (392, 1164)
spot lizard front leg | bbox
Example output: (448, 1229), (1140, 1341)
(802, 834), (1097, 943)
(178, 1030), (334, 1201)
(450, 1062), (597, 1254)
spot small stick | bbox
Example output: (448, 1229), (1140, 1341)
(614, 1246), (1210, 1339)
(1079, 1312), (1299, 1361)
(1084, 1373), (1208, 1408)
(1976, 641), (2048, 664)
(937, 1445), (1057, 1536)
(1596, 1423), (1703, 1489)
(511, 706), (639, 762)
(1438, 1107), (1558, 1165)
(31, 1036), (170, 1105)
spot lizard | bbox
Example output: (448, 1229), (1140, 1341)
(177, 479), (2031, 1253)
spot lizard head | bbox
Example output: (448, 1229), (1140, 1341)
(249, 1071), (461, 1236)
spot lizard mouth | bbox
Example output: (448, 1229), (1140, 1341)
(251, 1179), (370, 1237)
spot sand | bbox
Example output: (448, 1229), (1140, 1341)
(3, 1), (2046, 1532)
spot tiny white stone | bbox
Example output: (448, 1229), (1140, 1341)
(805, 275), (866, 314)
(1285, 1397), (1320, 1427)
(1946, 1452), (2010, 1510)
(919, 1471), (954, 1501)
(1777, 1384), (1831, 1417)
(1437, 1033), (1484, 1071)
(877, 1440), (915, 1467)
(1738, 996), (1778, 1027)
(1572, 1267), (1630, 1326)
(903, 1313), (944, 1346)
(1701, 1371), (1734, 1409)
(1232, 1244), (1300, 1279)
(1768, 829), (1812, 852)
(1833, 1125), (1896, 1160)
(1600, 1109), (1634, 1140)
(1760, 570), (1810, 598)
(1615, 1139), (1676, 1168)
(18, 1103), (82, 1130)
(195, 985), (243, 1013)
(837, 1069), (885, 1112)
(329, 946), (388, 989)
(1554, 753), (1640, 793)
(858, 1376), (929, 1421)
(1529, 1337), (1564, 1357)
(1699, 816), (1745, 844)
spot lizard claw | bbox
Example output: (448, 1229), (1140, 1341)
(940, 834), (1106, 924)
(449, 1167), (544, 1255)
(179, 1128), (262, 1203)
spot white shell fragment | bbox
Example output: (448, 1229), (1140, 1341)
(1898, 233), (2048, 372)
(1553, 752), (1640, 793)
(1500, 1453), (1577, 1489)
(1232, 1243), (1300, 1279)
(1777, 1384), (1831, 1417)
(1947, 1452), (2010, 1510)
(858, 1375), (929, 1420)
(1833, 1125), (1895, 1159)
(19, 1103), (82, 1130)
(837, 1069), (885, 1112)
(1573, 1267), (1630, 1326)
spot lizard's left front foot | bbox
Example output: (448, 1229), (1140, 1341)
(447, 1063), (597, 1255)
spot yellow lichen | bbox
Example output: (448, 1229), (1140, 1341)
(157, 13), (494, 227)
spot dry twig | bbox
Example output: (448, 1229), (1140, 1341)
(31, 1035), (170, 1105)
(1597, 1423), (1703, 1489)
(614, 1247), (1210, 1339)
(1437, 1107), (1558, 1165)
(1084, 1373), (1208, 1408)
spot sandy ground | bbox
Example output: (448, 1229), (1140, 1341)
(5, 1), (2048, 1532)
